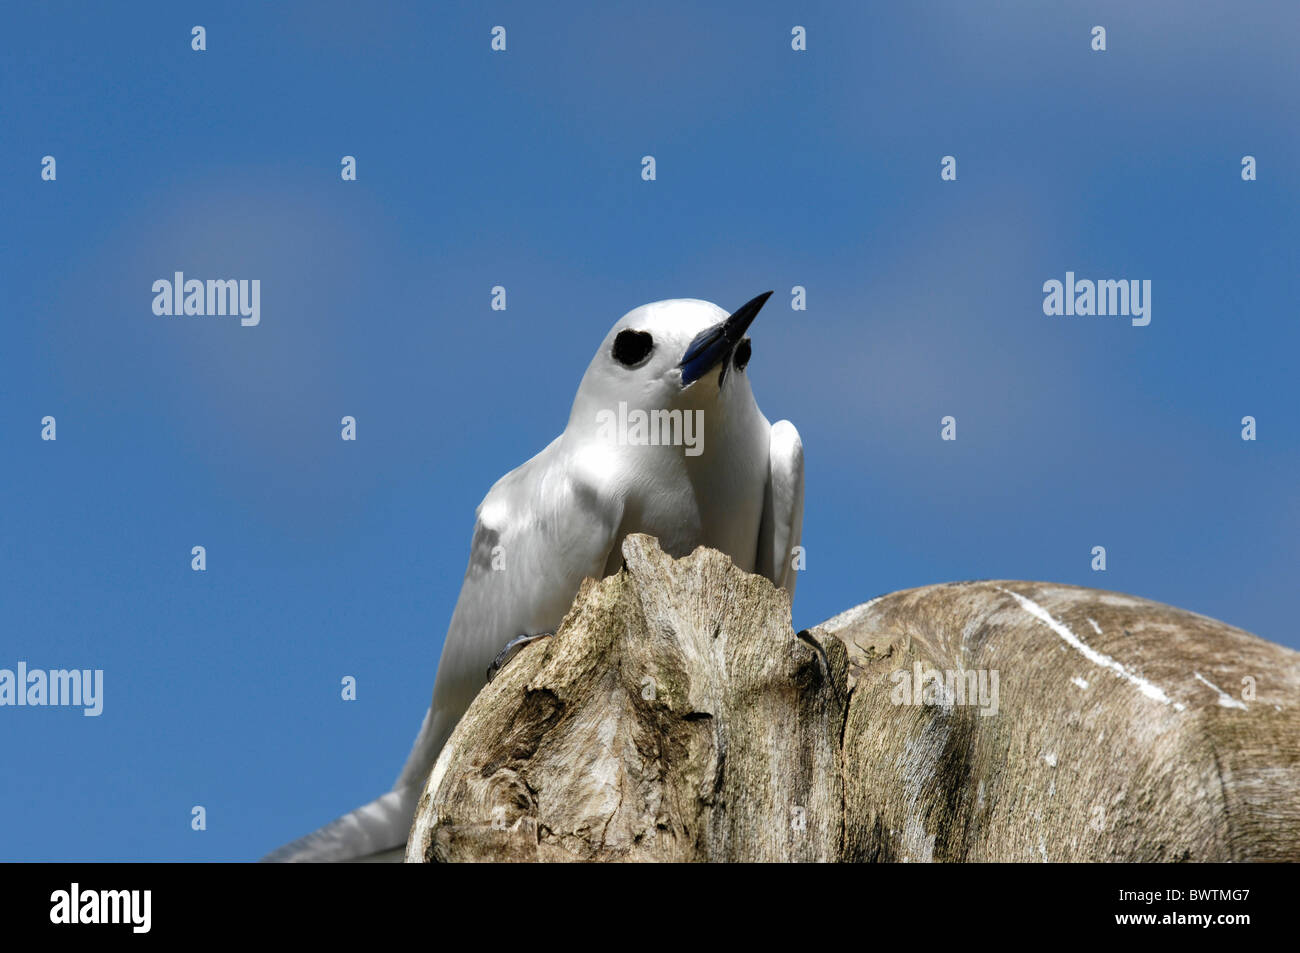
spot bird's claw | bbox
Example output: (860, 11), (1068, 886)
(486, 632), (553, 682)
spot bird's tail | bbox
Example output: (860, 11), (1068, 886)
(263, 706), (454, 863)
(260, 785), (421, 863)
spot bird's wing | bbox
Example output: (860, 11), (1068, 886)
(396, 438), (625, 792)
(265, 438), (625, 863)
(755, 419), (804, 597)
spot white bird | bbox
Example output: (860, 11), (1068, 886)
(265, 292), (803, 861)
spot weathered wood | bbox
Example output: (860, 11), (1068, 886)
(407, 534), (845, 862)
(407, 535), (1300, 862)
(826, 581), (1300, 862)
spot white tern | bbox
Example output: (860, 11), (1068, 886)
(265, 292), (804, 861)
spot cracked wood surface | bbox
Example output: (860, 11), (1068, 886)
(407, 535), (1300, 862)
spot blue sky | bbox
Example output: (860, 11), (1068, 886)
(2, 1), (1296, 860)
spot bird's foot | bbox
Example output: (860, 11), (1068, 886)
(486, 632), (553, 682)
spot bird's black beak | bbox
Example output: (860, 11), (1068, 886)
(679, 291), (772, 387)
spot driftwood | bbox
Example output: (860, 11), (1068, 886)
(407, 534), (1300, 862)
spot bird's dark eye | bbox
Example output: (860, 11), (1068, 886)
(733, 338), (752, 372)
(612, 329), (654, 367)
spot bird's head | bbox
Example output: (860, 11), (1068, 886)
(569, 292), (773, 434)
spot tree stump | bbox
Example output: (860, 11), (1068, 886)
(407, 535), (1300, 862)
